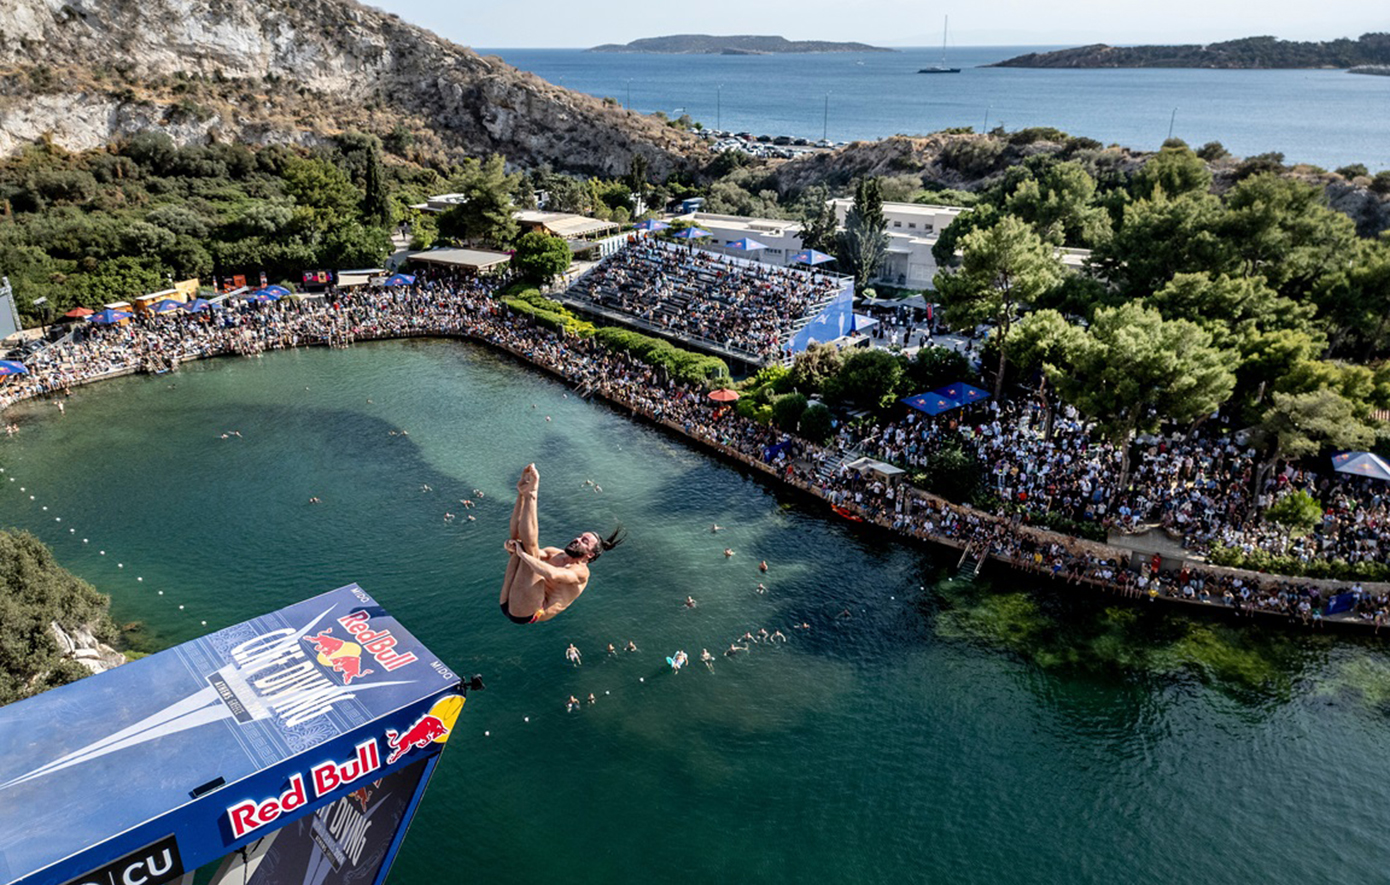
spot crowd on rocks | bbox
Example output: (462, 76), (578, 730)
(3, 267), (1387, 630)
(568, 238), (845, 360)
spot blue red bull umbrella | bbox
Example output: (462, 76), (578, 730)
(86, 308), (133, 325)
(245, 289), (281, 303)
(150, 299), (184, 314)
(791, 248), (835, 265)
(671, 227), (711, 240)
(724, 237), (768, 251)
(935, 381), (991, 404)
(185, 297), (220, 312)
(0, 360), (28, 376)
(1332, 451), (1390, 481)
(901, 392), (961, 416)
(261, 284), (292, 298)
(632, 219), (670, 232)
(383, 273), (416, 286)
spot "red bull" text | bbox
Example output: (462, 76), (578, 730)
(336, 611), (418, 672)
(226, 740), (382, 839)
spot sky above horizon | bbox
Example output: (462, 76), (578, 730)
(363, 0), (1384, 49)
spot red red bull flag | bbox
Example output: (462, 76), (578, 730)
(0, 584), (467, 885)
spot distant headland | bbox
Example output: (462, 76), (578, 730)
(588, 35), (894, 54)
(991, 32), (1390, 69)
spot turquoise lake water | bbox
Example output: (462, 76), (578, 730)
(484, 46), (1390, 171)
(3, 340), (1390, 883)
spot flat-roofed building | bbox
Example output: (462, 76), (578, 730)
(670, 211), (805, 266)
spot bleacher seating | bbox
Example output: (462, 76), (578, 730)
(564, 238), (848, 363)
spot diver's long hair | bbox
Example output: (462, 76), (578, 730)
(588, 525), (627, 561)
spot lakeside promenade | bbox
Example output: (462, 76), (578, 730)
(3, 278), (1387, 635)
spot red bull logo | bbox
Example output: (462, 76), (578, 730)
(385, 714), (449, 765)
(302, 630), (374, 685)
(336, 611), (418, 673)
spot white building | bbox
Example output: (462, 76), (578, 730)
(669, 211), (805, 267)
(829, 199), (966, 290)
(828, 199), (1090, 289)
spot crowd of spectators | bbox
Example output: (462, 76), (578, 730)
(835, 392), (1390, 577)
(2, 267), (1387, 629)
(568, 238), (845, 360)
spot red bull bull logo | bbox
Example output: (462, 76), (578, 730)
(302, 630), (374, 685)
(385, 714), (449, 765)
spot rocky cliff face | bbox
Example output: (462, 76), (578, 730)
(48, 620), (125, 676)
(0, 0), (700, 175)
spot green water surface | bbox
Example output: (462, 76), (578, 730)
(2, 340), (1388, 885)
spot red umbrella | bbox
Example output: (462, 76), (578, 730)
(64, 307), (95, 318)
(707, 388), (740, 402)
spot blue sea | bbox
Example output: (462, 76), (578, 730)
(482, 46), (1390, 171)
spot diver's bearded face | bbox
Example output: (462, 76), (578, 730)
(565, 536), (592, 560)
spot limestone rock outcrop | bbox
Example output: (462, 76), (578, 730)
(0, 0), (700, 175)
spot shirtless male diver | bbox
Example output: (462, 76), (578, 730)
(499, 463), (624, 624)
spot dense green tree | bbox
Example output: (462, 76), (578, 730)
(1312, 237), (1390, 358)
(799, 401), (834, 443)
(1004, 161), (1111, 246)
(931, 204), (998, 270)
(837, 176), (889, 291)
(1218, 173), (1357, 295)
(513, 231), (573, 284)
(1004, 309), (1087, 437)
(0, 530), (117, 706)
(933, 214), (1064, 398)
(789, 341), (844, 394)
(1252, 387), (1381, 491)
(1089, 190), (1226, 296)
(822, 347), (905, 410)
(1131, 143), (1213, 200)
(1148, 272), (1313, 348)
(437, 155), (521, 247)
(1264, 490), (1323, 539)
(1048, 302), (1235, 485)
(280, 156), (361, 228)
(772, 392), (810, 432)
(903, 345), (971, 394)
(797, 186), (840, 255)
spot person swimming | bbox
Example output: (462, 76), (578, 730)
(667, 650), (688, 672)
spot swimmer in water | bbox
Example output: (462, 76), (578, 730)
(684, 595), (697, 608)
(724, 548), (735, 558)
(724, 643), (748, 657)
(701, 649), (715, 671)
(497, 463), (626, 625)
(626, 640), (638, 652)
(668, 650), (688, 672)
(565, 643), (582, 666)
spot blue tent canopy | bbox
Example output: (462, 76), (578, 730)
(151, 299), (184, 314)
(724, 237), (768, 251)
(86, 309), (133, 325)
(1332, 451), (1390, 481)
(262, 285), (292, 298)
(245, 289), (281, 303)
(185, 298), (219, 313)
(0, 360), (28, 376)
(935, 381), (990, 404)
(791, 249), (835, 265)
(901, 393), (962, 416)
(671, 227), (711, 240)
(383, 273), (416, 286)
(633, 219), (670, 232)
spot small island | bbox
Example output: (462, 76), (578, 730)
(589, 35), (894, 54)
(990, 32), (1390, 69)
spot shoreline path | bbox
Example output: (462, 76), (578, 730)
(2, 269), (1386, 635)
